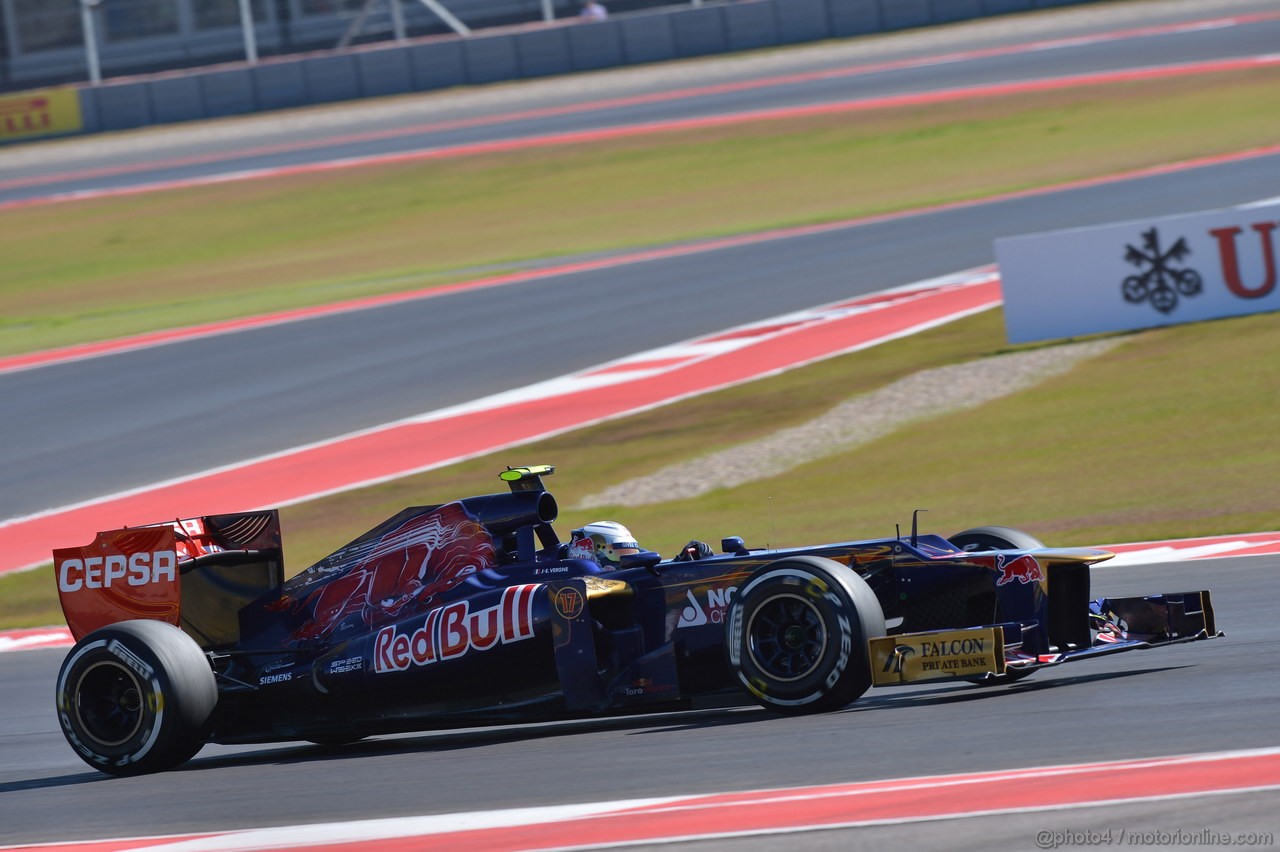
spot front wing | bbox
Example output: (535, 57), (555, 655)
(870, 590), (1218, 687)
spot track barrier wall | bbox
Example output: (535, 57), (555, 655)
(16, 0), (1098, 140)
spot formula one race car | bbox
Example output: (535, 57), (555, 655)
(52, 465), (1219, 775)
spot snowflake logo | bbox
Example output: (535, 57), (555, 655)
(1121, 228), (1202, 314)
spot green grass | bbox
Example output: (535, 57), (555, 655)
(10, 308), (1277, 629)
(2, 66), (1279, 356)
(0, 569), (67, 630)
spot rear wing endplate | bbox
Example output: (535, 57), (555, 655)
(54, 525), (182, 642)
(53, 511), (282, 643)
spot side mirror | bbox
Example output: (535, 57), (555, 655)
(721, 536), (749, 555)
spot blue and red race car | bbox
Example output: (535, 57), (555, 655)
(52, 465), (1219, 775)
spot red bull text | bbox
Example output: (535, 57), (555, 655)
(374, 584), (540, 673)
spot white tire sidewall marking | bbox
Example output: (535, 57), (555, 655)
(731, 565), (857, 707)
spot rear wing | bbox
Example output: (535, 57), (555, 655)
(54, 511), (283, 647)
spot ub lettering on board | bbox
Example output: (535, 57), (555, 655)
(996, 202), (1280, 343)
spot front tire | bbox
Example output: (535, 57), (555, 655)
(56, 620), (217, 776)
(950, 526), (1044, 686)
(726, 557), (885, 714)
(949, 525), (1045, 552)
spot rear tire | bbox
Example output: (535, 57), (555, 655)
(726, 557), (885, 714)
(56, 620), (217, 776)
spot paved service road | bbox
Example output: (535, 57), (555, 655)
(0, 555), (1269, 847)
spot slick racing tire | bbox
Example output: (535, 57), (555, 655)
(726, 557), (885, 714)
(949, 525), (1045, 553)
(56, 620), (217, 776)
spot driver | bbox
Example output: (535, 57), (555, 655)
(568, 521), (713, 569)
(570, 521), (641, 569)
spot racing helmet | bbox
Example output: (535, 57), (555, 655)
(578, 521), (641, 568)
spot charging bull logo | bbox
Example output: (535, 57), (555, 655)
(566, 535), (596, 563)
(374, 584), (540, 673)
(286, 503), (498, 643)
(993, 554), (1045, 587)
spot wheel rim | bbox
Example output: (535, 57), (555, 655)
(74, 661), (145, 747)
(745, 593), (827, 682)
